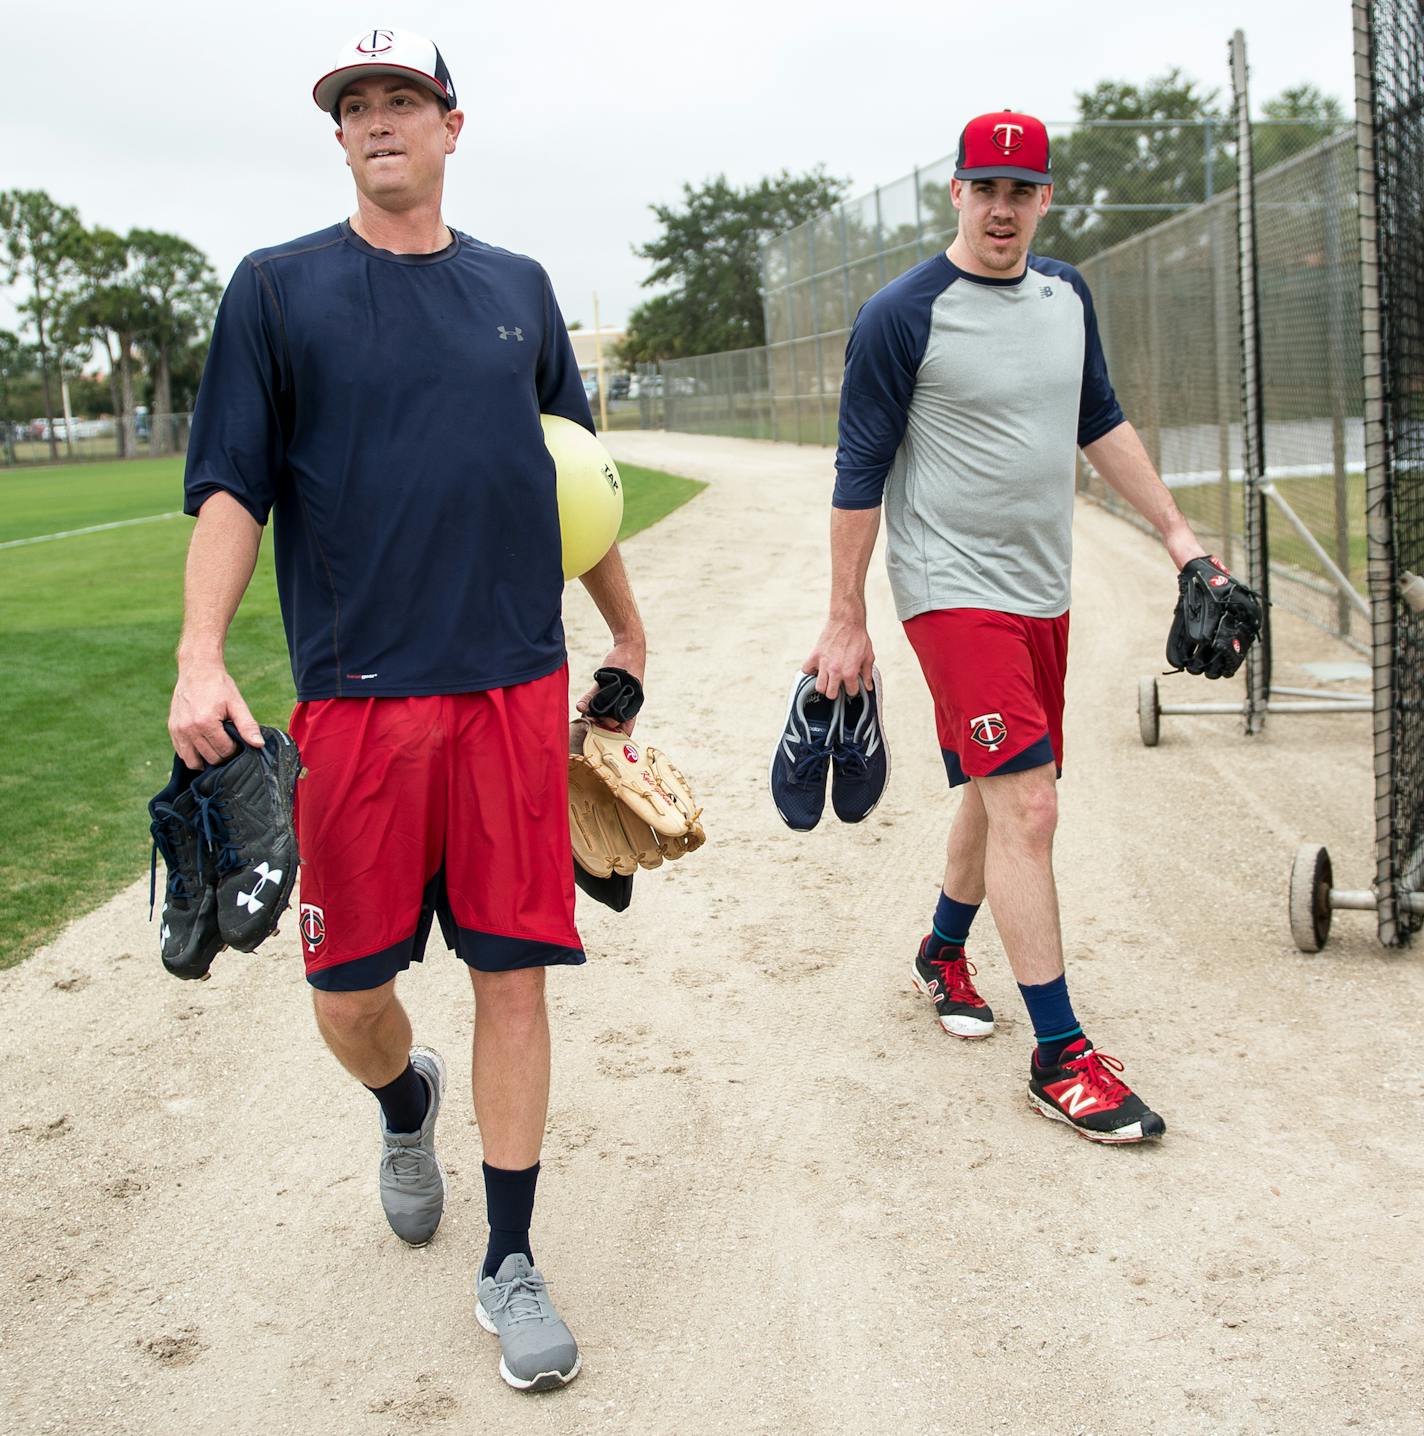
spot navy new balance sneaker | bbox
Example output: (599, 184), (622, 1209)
(830, 664), (890, 822)
(769, 671), (838, 831)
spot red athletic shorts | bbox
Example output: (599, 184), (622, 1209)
(289, 668), (583, 990)
(903, 609), (1069, 787)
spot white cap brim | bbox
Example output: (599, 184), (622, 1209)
(313, 63), (450, 115)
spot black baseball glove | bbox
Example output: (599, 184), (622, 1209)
(1166, 556), (1263, 680)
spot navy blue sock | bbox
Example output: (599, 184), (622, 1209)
(1017, 973), (1085, 1067)
(932, 892), (981, 949)
(366, 1061), (428, 1134)
(482, 1161), (539, 1280)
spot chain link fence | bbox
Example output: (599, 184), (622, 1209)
(654, 121), (1363, 649)
(1078, 130), (1363, 645)
(2, 412), (192, 466)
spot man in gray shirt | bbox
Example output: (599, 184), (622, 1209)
(807, 109), (1215, 1142)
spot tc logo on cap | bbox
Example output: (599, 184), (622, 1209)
(356, 30), (395, 55)
(992, 122), (1024, 154)
(955, 110), (1052, 185)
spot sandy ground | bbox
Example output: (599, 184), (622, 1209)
(4, 431), (1423, 1436)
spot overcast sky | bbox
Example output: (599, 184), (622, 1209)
(6, 0), (1354, 335)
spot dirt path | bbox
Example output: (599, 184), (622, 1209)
(4, 432), (1421, 1435)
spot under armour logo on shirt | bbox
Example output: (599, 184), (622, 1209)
(497, 326), (524, 341)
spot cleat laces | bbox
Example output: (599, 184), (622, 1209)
(149, 802), (199, 916)
(930, 952), (984, 1007)
(194, 791), (243, 877)
(1062, 1048), (1131, 1105)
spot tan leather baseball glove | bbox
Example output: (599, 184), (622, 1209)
(568, 720), (706, 878)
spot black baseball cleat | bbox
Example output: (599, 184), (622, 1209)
(829, 664), (890, 823)
(148, 757), (223, 981)
(769, 671), (838, 832)
(911, 936), (994, 1038)
(1027, 1039), (1166, 1144)
(191, 725), (302, 952)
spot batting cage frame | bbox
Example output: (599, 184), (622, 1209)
(1139, 30), (1373, 747)
(1289, 0), (1424, 951)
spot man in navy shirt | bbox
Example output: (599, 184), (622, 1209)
(806, 111), (1222, 1143)
(168, 29), (638, 1389)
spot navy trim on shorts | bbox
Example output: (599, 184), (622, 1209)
(306, 939), (427, 991)
(941, 733), (1060, 789)
(305, 865), (584, 990)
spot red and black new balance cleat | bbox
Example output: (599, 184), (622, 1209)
(911, 936), (994, 1039)
(1027, 1039), (1166, 1144)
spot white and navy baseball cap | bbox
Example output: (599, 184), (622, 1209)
(313, 29), (457, 121)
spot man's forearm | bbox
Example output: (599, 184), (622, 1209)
(578, 542), (646, 652)
(1082, 421), (1206, 569)
(178, 491), (263, 669)
(828, 505), (882, 617)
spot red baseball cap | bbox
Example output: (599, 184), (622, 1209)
(955, 110), (1052, 185)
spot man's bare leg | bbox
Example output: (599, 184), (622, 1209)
(972, 763), (1065, 987)
(470, 966), (550, 1169)
(972, 762), (1165, 1140)
(943, 779), (989, 905)
(312, 978), (412, 1086)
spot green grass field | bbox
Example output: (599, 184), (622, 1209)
(1171, 470), (1367, 581)
(0, 455), (705, 968)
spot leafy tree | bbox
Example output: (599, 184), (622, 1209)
(129, 228), (220, 453)
(1026, 70), (1233, 263)
(0, 189), (86, 460)
(1255, 84), (1348, 172)
(0, 328), (37, 465)
(922, 73), (1350, 267)
(62, 227), (148, 456)
(621, 168), (850, 362)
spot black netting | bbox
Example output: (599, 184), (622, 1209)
(1370, 0), (1424, 937)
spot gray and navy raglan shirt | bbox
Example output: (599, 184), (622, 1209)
(832, 252), (1124, 620)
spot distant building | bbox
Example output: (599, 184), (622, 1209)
(568, 327), (625, 377)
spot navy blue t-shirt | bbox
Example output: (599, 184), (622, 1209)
(184, 222), (592, 700)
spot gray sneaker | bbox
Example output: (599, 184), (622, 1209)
(475, 1253), (581, 1391)
(378, 1046), (446, 1246)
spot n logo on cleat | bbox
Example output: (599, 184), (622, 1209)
(1057, 1082), (1098, 1116)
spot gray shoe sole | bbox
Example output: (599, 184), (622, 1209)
(475, 1302), (582, 1392)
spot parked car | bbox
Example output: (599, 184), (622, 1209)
(608, 372), (630, 400)
(581, 375), (599, 404)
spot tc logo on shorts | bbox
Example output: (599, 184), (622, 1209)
(299, 903), (326, 953)
(356, 30), (395, 54)
(969, 712), (1009, 752)
(992, 122), (1024, 154)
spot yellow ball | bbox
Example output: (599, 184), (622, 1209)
(540, 413), (624, 580)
